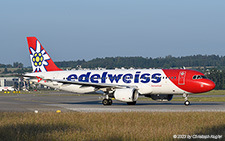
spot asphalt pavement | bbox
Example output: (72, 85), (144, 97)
(0, 91), (225, 112)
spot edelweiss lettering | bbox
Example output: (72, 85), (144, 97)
(67, 72), (162, 84)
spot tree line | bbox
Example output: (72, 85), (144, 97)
(206, 69), (225, 90)
(55, 55), (225, 69)
(0, 62), (23, 68)
(1, 55), (224, 69)
(1, 55), (225, 89)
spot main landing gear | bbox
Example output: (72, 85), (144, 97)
(101, 94), (113, 106)
(102, 99), (137, 105)
(102, 99), (112, 105)
(183, 93), (190, 106)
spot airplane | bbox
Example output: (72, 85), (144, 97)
(24, 37), (216, 106)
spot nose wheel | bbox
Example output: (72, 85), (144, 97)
(183, 93), (190, 106)
(184, 100), (190, 106)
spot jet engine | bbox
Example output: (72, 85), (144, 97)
(114, 88), (139, 102)
(145, 94), (173, 101)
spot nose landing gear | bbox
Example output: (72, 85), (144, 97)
(183, 93), (190, 106)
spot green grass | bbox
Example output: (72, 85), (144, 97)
(139, 96), (225, 102)
(172, 97), (225, 102)
(196, 90), (225, 95)
(0, 112), (224, 140)
(139, 90), (225, 102)
(1, 90), (225, 102)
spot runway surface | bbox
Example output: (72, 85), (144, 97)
(0, 91), (225, 112)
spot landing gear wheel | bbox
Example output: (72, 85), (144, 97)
(184, 100), (190, 106)
(102, 99), (112, 106)
(127, 101), (136, 105)
(108, 99), (112, 105)
(102, 99), (109, 105)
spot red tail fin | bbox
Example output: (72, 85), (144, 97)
(27, 37), (61, 72)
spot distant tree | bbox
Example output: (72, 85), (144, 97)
(206, 69), (225, 90)
(2, 68), (11, 74)
(13, 62), (23, 68)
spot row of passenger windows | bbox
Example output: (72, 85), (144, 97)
(64, 75), (206, 80)
(65, 76), (177, 80)
(161, 77), (176, 79)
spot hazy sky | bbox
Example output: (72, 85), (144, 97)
(0, 0), (225, 66)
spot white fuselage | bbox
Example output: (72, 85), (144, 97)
(26, 69), (186, 95)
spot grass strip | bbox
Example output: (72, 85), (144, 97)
(139, 96), (225, 102)
(0, 112), (224, 140)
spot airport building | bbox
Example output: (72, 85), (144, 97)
(0, 76), (53, 91)
(0, 77), (18, 91)
(0, 77), (28, 91)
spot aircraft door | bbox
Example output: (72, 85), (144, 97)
(178, 71), (186, 85)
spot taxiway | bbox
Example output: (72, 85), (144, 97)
(0, 92), (225, 112)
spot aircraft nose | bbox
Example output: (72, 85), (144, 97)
(205, 80), (216, 91)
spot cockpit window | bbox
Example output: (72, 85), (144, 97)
(192, 75), (207, 79)
(201, 75), (207, 79)
(193, 75), (197, 79)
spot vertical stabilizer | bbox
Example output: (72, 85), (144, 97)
(27, 37), (61, 72)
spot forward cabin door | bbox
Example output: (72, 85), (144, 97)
(178, 71), (186, 85)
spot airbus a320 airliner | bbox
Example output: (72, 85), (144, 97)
(24, 37), (215, 106)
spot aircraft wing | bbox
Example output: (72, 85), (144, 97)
(24, 73), (138, 89)
(52, 79), (136, 89)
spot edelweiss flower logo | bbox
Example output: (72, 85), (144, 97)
(30, 40), (50, 72)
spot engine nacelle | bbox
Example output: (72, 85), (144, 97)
(146, 94), (173, 101)
(114, 88), (139, 102)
